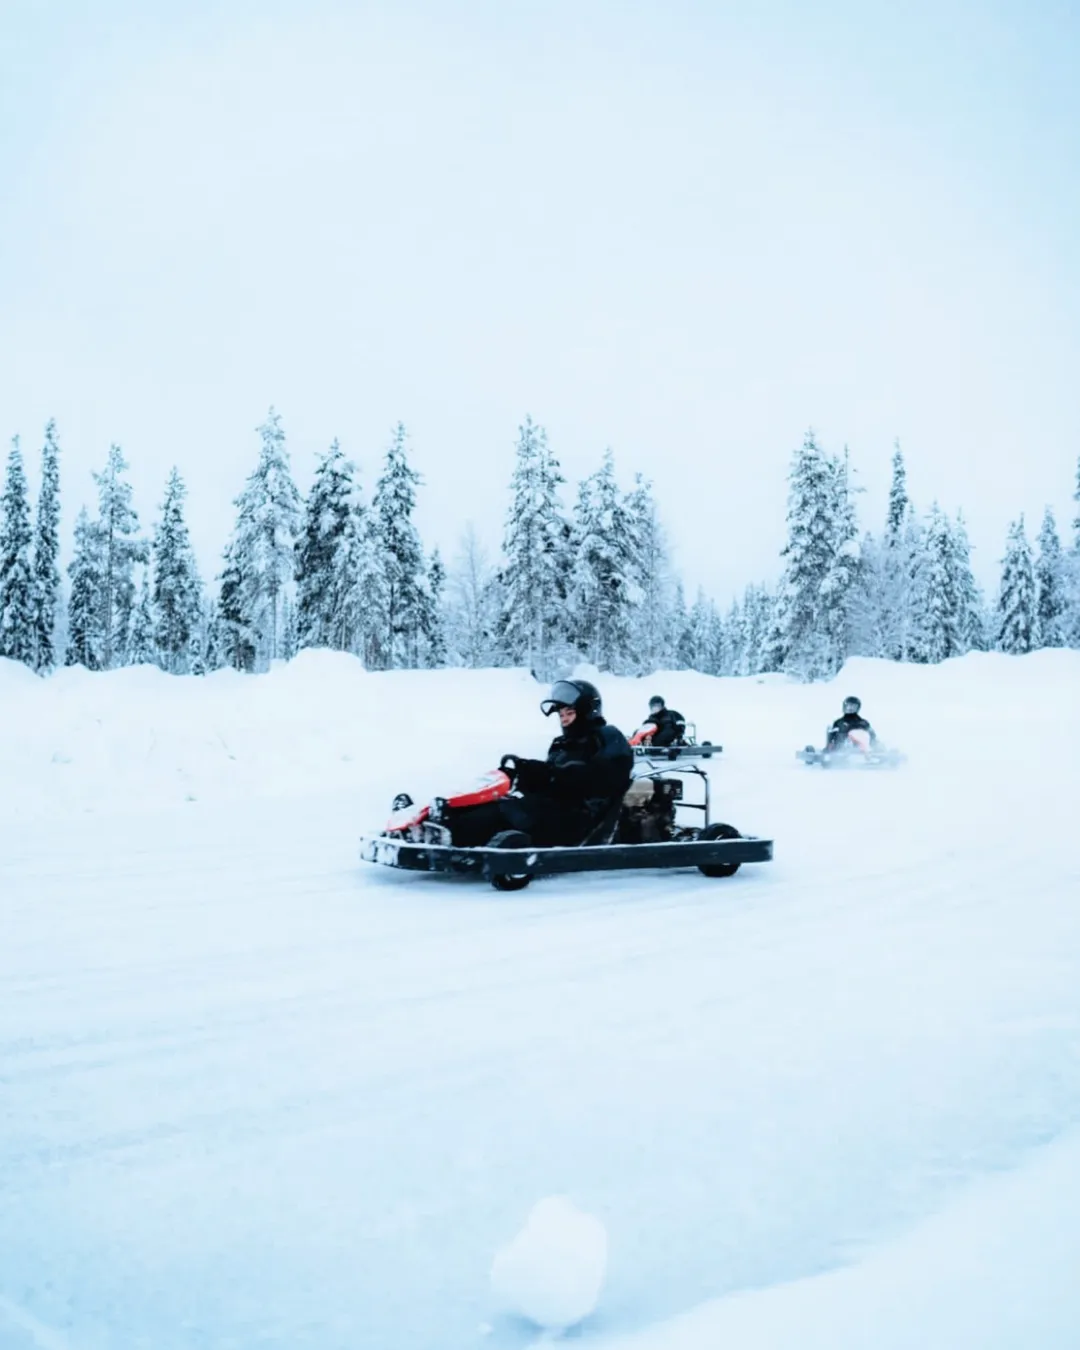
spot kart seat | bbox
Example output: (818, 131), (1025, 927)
(579, 793), (627, 846)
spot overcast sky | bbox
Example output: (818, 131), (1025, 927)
(2, 0), (1078, 598)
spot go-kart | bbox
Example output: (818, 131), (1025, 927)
(796, 727), (905, 769)
(631, 722), (722, 762)
(359, 763), (772, 891)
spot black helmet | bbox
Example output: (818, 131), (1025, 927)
(648, 695), (665, 711)
(842, 695), (862, 714)
(541, 678), (602, 720)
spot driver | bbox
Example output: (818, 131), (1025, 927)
(446, 679), (633, 847)
(826, 695), (877, 751)
(630, 694), (687, 748)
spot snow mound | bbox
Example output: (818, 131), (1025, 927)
(490, 1196), (608, 1332)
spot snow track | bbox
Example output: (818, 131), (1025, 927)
(2, 654), (1079, 1348)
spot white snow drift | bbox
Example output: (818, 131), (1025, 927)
(490, 1196), (608, 1332)
(1, 648), (1078, 1350)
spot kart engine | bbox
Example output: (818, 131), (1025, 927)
(620, 776), (681, 843)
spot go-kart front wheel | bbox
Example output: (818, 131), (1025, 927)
(697, 822), (743, 878)
(487, 830), (533, 891)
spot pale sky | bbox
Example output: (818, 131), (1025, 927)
(2, 0), (1078, 599)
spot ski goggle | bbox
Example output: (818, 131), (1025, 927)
(540, 680), (581, 716)
(843, 699), (861, 714)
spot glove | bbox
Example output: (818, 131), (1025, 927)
(499, 754), (521, 784)
(514, 758), (551, 794)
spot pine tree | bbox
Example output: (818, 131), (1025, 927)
(65, 508), (104, 669)
(819, 446), (862, 666)
(877, 442), (919, 661)
(911, 504), (960, 664)
(949, 512), (984, 653)
(623, 474), (670, 676)
(30, 420), (61, 672)
(280, 594), (298, 661)
(447, 523), (500, 668)
(127, 569), (156, 666)
(295, 439), (355, 650)
(151, 467), (202, 672)
(0, 437), (35, 665)
(203, 601), (223, 671)
(772, 430), (851, 680)
(1031, 507), (1065, 648)
(92, 444), (146, 669)
(217, 546), (257, 673)
(742, 584), (772, 674)
(333, 499), (379, 661)
(369, 423), (426, 668)
(189, 618), (207, 676)
(421, 548), (449, 668)
(997, 516), (1039, 654)
(499, 417), (569, 675)
(224, 409), (303, 669)
(568, 448), (635, 672)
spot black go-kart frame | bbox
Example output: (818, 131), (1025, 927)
(359, 764), (772, 891)
(632, 722), (722, 761)
(796, 744), (905, 769)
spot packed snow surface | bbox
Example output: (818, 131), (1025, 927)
(490, 1196), (608, 1332)
(2, 649), (1079, 1349)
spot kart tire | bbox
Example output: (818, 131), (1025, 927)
(488, 830), (533, 892)
(698, 822), (742, 878)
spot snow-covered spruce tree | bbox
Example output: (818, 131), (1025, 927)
(949, 512), (985, 653)
(420, 548), (447, 668)
(151, 467), (202, 673)
(741, 583), (772, 674)
(189, 618), (207, 676)
(127, 569), (156, 666)
(65, 507), (104, 669)
(1035, 507), (1067, 649)
(295, 439), (355, 651)
(772, 431), (857, 680)
(332, 498), (379, 660)
(996, 516), (1039, 654)
(720, 598), (746, 676)
(93, 444), (146, 669)
(30, 420), (62, 672)
(819, 446), (862, 664)
(623, 474), (670, 676)
(446, 523), (500, 668)
(847, 533), (883, 658)
(498, 417), (570, 676)
(203, 600), (224, 671)
(369, 423), (426, 669)
(216, 546), (257, 673)
(911, 504), (963, 664)
(876, 441), (914, 660)
(568, 449), (636, 672)
(280, 594), (298, 661)
(225, 409), (302, 669)
(0, 437), (35, 666)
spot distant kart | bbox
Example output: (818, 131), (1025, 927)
(632, 722), (722, 762)
(796, 727), (905, 770)
(360, 763), (771, 891)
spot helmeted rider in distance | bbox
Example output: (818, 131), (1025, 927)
(630, 694), (687, 748)
(443, 679), (634, 848)
(825, 696), (877, 752)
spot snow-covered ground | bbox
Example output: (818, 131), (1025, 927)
(2, 650), (1079, 1349)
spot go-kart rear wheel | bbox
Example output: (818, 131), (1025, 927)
(487, 830), (533, 891)
(698, 822), (742, 878)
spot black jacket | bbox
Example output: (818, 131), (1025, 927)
(513, 717), (634, 814)
(647, 706), (687, 747)
(827, 712), (876, 748)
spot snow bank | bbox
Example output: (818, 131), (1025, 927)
(594, 1127), (1080, 1350)
(490, 1196), (608, 1332)
(2, 647), (1078, 820)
